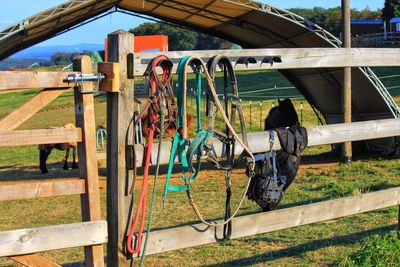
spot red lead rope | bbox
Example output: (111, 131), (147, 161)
(126, 55), (173, 255)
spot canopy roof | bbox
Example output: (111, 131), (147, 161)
(390, 17), (400, 23)
(0, 0), (398, 124)
(351, 20), (383, 25)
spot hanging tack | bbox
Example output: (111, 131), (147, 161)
(203, 91), (206, 112)
(300, 101), (304, 125)
(249, 100), (252, 130)
(259, 100), (263, 130)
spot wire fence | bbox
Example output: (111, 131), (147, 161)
(93, 75), (399, 145)
(190, 91), (310, 131)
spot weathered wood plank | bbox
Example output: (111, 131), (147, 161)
(10, 254), (61, 267)
(0, 128), (82, 146)
(134, 48), (400, 76)
(0, 88), (68, 131)
(98, 62), (120, 93)
(342, 0), (353, 163)
(106, 30), (135, 267)
(0, 179), (85, 201)
(73, 55), (104, 267)
(250, 118), (400, 153)
(0, 71), (75, 91)
(137, 187), (400, 256)
(0, 221), (108, 257)
(101, 118), (400, 168)
(97, 152), (106, 161)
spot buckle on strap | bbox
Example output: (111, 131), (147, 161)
(184, 130), (214, 182)
(268, 130), (275, 152)
(231, 96), (241, 106)
(212, 130), (232, 144)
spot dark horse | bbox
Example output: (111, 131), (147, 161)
(249, 98), (304, 211)
(39, 123), (78, 174)
(264, 98), (298, 130)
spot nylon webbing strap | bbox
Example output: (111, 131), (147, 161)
(163, 56), (213, 203)
(267, 129), (286, 203)
(268, 130), (278, 181)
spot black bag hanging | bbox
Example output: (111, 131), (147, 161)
(247, 123), (308, 211)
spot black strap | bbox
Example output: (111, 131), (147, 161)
(207, 55), (251, 240)
(223, 186), (232, 239)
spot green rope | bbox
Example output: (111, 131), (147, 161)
(139, 100), (165, 266)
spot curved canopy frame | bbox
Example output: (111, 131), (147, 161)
(0, 0), (399, 123)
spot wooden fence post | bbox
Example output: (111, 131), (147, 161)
(73, 55), (104, 267)
(106, 30), (135, 267)
(398, 205), (400, 231)
(342, 0), (353, 163)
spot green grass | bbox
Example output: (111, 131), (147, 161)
(0, 70), (399, 266)
(339, 231), (400, 267)
(371, 67), (400, 96)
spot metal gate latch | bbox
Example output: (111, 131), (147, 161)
(66, 73), (106, 93)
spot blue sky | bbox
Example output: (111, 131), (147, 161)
(0, 0), (385, 46)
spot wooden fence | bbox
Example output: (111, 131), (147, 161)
(105, 31), (400, 266)
(0, 56), (106, 267)
(1, 30), (400, 266)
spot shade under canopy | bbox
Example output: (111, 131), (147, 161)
(0, 0), (398, 153)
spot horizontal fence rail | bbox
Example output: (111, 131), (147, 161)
(137, 187), (400, 256)
(249, 118), (400, 153)
(134, 48), (400, 76)
(0, 71), (77, 91)
(0, 179), (86, 201)
(97, 118), (400, 167)
(0, 128), (82, 146)
(0, 220), (108, 257)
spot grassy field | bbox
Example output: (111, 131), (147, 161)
(0, 70), (399, 266)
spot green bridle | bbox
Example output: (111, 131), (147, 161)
(163, 56), (214, 203)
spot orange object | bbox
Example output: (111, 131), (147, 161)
(104, 35), (168, 62)
(134, 35), (168, 53)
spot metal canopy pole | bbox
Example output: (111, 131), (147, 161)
(342, 0), (352, 163)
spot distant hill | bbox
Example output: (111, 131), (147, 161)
(0, 58), (47, 70)
(10, 43), (104, 61)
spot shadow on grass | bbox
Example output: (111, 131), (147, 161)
(0, 162), (80, 181)
(132, 148), (395, 177)
(60, 225), (397, 267)
(301, 150), (339, 165)
(367, 181), (396, 192)
(0, 165), (16, 170)
(204, 225), (397, 267)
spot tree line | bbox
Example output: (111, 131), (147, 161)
(129, 5), (399, 50)
(288, 7), (382, 37)
(46, 1), (400, 63)
(129, 22), (231, 51)
(49, 51), (92, 66)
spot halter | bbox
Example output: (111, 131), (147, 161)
(163, 55), (255, 233)
(206, 55), (252, 239)
(163, 56), (214, 200)
(126, 55), (174, 256)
